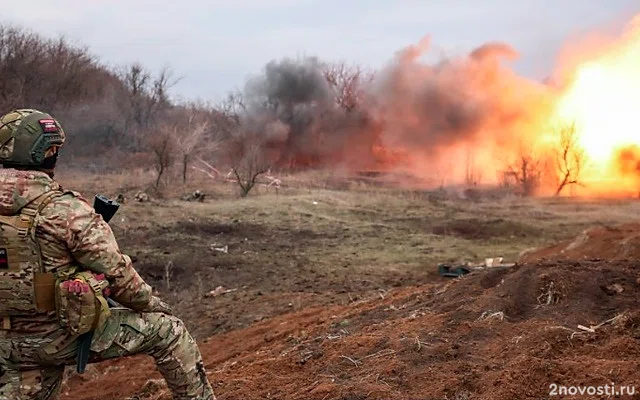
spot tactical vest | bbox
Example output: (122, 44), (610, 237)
(0, 190), (60, 318)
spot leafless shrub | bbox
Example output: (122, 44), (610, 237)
(536, 281), (561, 306)
(212, 91), (246, 141)
(555, 122), (585, 196)
(147, 125), (175, 188)
(118, 63), (176, 149)
(503, 146), (545, 196)
(0, 25), (102, 113)
(322, 61), (373, 112)
(464, 148), (483, 186)
(229, 133), (270, 197)
(170, 104), (221, 183)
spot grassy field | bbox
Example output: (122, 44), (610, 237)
(57, 169), (640, 400)
(55, 169), (640, 337)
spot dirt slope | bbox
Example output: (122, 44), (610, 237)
(63, 224), (640, 399)
(520, 223), (640, 263)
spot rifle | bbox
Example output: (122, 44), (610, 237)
(75, 194), (121, 374)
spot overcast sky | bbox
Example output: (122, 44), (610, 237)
(1, 0), (638, 102)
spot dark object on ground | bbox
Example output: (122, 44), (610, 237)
(438, 264), (472, 278)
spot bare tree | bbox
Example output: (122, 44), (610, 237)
(148, 126), (175, 188)
(322, 62), (373, 112)
(554, 122), (585, 196)
(229, 133), (270, 197)
(464, 148), (483, 186)
(177, 114), (211, 184)
(0, 25), (101, 114)
(118, 63), (176, 149)
(505, 147), (544, 196)
(212, 91), (246, 140)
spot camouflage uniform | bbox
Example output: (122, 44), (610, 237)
(0, 170), (215, 400)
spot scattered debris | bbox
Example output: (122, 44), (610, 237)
(476, 311), (506, 322)
(583, 313), (627, 332)
(210, 244), (228, 254)
(438, 256), (515, 277)
(551, 313), (628, 339)
(192, 158), (223, 180)
(194, 158), (282, 191)
(577, 324), (595, 333)
(471, 257), (516, 269)
(264, 174), (282, 189)
(364, 349), (396, 360)
(486, 257), (502, 266)
(205, 286), (238, 298)
(134, 191), (150, 202)
(340, 355), (361, 367)
(438, 264), (471, 278)
(537, 281), (561, 306)
(181, 190), (206, 202)
(601, 283), (624, 295)
(115, 193), (125, 204)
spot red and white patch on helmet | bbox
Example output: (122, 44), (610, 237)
(39, 119), (58, 133)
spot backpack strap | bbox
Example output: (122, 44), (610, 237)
(0, 190), (62, 238)
(22, 189), (65, 314)
(21, 190), (64, 238)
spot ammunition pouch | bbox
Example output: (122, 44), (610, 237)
(55, 270), (111, 336)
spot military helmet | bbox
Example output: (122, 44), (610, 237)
(0, 109), (65, 167)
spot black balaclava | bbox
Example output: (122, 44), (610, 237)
(39, 151), (59, 178)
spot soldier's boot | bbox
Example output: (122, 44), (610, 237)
(94, 310), (215, 400)
(0, 366), (64, 400)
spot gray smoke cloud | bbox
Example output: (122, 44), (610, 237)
(238, 37), (552, 171)
(244, 57), (334, 143)
(246, 57), (332, 107)
(241, 56), (369, 166)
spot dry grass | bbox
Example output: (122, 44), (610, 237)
(56, 169), (640, 274)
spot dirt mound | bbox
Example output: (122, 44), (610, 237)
(62, 258), (640, 400)
(521, 223), (640, 262)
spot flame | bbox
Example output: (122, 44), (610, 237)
(325, 15), (640, 196)
(553, 17), (640, 192)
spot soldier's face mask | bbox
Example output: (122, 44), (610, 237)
(39, 150), (59, 177)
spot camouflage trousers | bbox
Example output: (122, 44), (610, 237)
(0, 310), (215, 400)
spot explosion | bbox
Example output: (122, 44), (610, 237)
(239, 14), (640, 196)
(553, 16), (640, 194)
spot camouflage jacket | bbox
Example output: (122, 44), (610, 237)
(0, 168), (154, 334)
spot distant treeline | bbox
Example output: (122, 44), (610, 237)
(0, 24), (384, 179)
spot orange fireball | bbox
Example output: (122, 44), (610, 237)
(554, 16), (640, 192)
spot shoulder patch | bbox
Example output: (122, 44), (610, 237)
(38, 119), (58, 133)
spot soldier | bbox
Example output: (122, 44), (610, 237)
(0, 109), (215, 400)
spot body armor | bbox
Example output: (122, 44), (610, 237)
(0, 191), (59, 317)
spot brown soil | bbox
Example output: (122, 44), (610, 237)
(62, 223), (640, 400)
(120, 218), (431, 338)
(521, 223), (640, 263)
